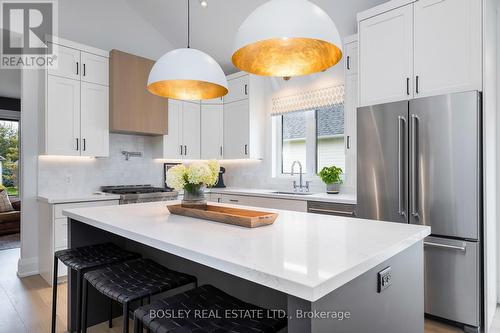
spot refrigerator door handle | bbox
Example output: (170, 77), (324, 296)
(410, 114), (419, 218)
(398, 116), (407, 217)
(424, 241), (467, 252)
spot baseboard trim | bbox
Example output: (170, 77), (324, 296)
(17, 256), (39, 277)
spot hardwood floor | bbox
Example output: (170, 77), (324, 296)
(0, 247), (497, 333)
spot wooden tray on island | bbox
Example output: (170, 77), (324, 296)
(167, 204), (278, 228)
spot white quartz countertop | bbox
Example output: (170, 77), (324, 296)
(63, 201), (429, 302)
(38, 192), (121, 204)
(209, 187), (357, 204)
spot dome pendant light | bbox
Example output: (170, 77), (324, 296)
(148, 0), (228, 100)
(232, 0), (342, 77)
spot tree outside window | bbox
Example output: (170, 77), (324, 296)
(0, 121), (19, 197)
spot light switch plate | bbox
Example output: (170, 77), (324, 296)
(378, 266), (392, 293)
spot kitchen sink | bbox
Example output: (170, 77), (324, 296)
(272, 191), (315, 195)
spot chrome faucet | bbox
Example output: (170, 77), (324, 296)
(291, 161), (310, 192)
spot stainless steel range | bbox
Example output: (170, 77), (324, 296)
(101, 185), (178, 204)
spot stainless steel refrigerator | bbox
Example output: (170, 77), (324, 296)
(357, 91), (482, 332)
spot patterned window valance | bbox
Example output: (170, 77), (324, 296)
(271, 85), (344, 116)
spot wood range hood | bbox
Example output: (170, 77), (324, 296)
(109, 49), (168, 136)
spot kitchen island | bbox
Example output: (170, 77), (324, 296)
(63, 201), (430, 333)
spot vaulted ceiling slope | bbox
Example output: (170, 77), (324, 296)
(126, 0), (386, 73)
(58, 0), (175, 60)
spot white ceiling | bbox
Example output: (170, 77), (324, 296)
(0, 0), (386, 98)
(125, 0), (387, 73)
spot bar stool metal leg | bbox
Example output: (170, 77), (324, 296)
(109, 298), (113, 328)
(133, 315), (142, 333)
(82, 278), (88, 333)
(123, 302), (129, 333)
(51, 255), (58, 333)
(76, 271), (83, 333)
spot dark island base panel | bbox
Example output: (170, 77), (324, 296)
(68, 219), (424, 333)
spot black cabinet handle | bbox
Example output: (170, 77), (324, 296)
(406, 77), (410, 95)
(83, 63), (86, 76)
(244, 144), (248, 155)
(184, 145), (187, 155)
(244, 84), (248, 95)
(180, 145), (183, 155)
(220, 146), (223, 156)
(76, 62), (79, 75)
(346, 136), (350, 149)
(347, 56), (350, 70)
(416, 75), (420, 94)
(83, 138), (86, 151)
(76, 138), (79, 151)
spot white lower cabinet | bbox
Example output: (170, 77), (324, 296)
(38, 199), (119, 285)
(208, 193), (307, 212)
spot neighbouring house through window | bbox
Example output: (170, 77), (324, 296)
(278, 104), (345, 177)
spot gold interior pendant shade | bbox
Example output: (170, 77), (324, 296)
(147, 79), (228, 101)
(232, 38), (342, 77)
(233, 0), (343, 77)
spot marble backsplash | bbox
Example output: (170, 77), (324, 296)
(38, 134), (166, 196)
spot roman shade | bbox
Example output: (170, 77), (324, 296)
(271, 85), (344, 116)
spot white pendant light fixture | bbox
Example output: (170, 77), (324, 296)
(148, 0), (227, 100)
(232, 0), (343, 77)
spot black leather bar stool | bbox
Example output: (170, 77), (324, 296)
(133, 284), (287, 333)
(51, 243), (140, 333)
(82, 258), (197, 333)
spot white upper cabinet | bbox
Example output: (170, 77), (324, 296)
(344, 37), (358, 75)
(359, 4), (414, 107)
(358, 0), (482, 106)
(41, 38), (109, 157)
(182, 101), (201, 160)
(80, 82), (109, 157)
(160, 99), (183, 159)
(46, 75), (81, 156)
(154, 100), (201, 160)
(154, 72), (263, 161)
(81, 52), (109, 86)
(413, 0), (482, 97)
(48, 44), (81, 80)
(224, 74), (249, 104)
(201, 103), (224, 160)
(224, 99), (250, 159)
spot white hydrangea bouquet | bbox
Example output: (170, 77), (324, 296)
(166, 160), (220, 207)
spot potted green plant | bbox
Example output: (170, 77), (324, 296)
(318, 166), (343, 194)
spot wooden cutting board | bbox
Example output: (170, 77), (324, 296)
(167, 204), (278, 228)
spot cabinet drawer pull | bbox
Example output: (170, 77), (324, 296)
(406, 77), (410, 96)
(76, 62), (79, 75)
(76, 138), (79, 151)
(83, 63), (86, 76)
(180, 145), (183, 155)
(308, 208), (355, 216)
(244, 144), (248, 155)
(346, 56), (350, 70)
(220, 146), (223, 156)
(229, 199), (239, 203)
(244, 84), (248, 95)
(416, 75), (420, 94)
(346, 136), (350, 150)
(184, 145), (187, 155)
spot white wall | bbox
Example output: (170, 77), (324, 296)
(484, 0), (499, 330)
(221, 63), (348, 194)
(38, 134), (166, 196)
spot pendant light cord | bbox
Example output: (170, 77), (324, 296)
(187, 0), (190, 48)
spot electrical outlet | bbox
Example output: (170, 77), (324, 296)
(378, 266), (392, 293)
